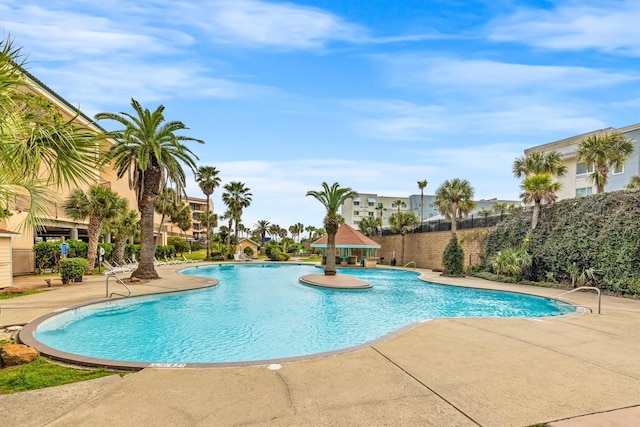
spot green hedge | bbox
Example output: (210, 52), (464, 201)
(60, 258), (89, 284)
(485, 191), (640, 295)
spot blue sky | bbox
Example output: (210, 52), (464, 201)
(2, 0), (639, 231)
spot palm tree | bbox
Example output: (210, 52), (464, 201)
(172, 202), (192, 241)
(109, 209), (139, 265)
(417, 180), (428, 223)
(358, 215), (381, 237)
(222, 181), (252, 246)
(64, 185), (127, 273)
(389, 211), (419, 266)
(255, 220), (270, 246)
(304, 225), (316, 242)
(520, 173), (561, 229)
(95, 99), (203, 279)
(626, 175), (640, 191)
(512, 151), (568, 179)
(268, 224), (281, 243)
(195, 166), (221, 260)
(392, 199), (404, 216)
(306, 182), (357, 276)
(434, 178), (477, 234)
(577, 131), (635, 193)
(0, 37), (103, 231)
(374, 202), (386, 234)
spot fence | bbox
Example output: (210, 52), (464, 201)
(380, 211), (509, 236)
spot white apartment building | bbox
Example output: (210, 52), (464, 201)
(525, 123), (640, 200)
(342, 193), (518, 228)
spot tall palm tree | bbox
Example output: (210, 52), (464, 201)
(195, 166), (221, 260)
(520, 173), (561, 229)
(374, 202), (386, 234)
(0, 37), (103, 231)
(417, 179), (428, 223)
(434, 178), (477, 235)
(109, 209), (139, 265)
(222, 181), (252, 245)
(64, 185), (127, 273)
(389, 211), (419, 265)
(95, 99), (203, 279)
(512, 151), (568, 179)
(255, 220), (270, 246)
(577, 131), (635, 193)
(306, 182), (357, 276)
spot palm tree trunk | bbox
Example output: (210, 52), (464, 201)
(113, 234), (127, 265)
(451, 202), (458, 235)
(86, 215), (102, 274)
(531, 201), (541, 229)
(133, 164), (160, 280)
(325, 230), (337, 275)
(205, 194), (211, 260)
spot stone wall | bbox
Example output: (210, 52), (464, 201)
(372, 228), (493, 270)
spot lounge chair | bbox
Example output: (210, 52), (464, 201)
(182, 255), (198, 264)
(234, 252), (251, 262)
(102, 260), (134, 275)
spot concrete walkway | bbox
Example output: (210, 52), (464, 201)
(1, 263), (639, 426)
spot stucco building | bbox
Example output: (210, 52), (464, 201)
(524, 123), (640, 200)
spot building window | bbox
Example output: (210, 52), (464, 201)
(613, 165), (624, 175)
(368, 212), (374, 217)
(353, 201), (360, 206)
(575, 187), (593, 197)
(576, 162), (594, 175)
(354, 211), (360, 216)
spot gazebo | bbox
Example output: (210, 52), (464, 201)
(311, 224), (381, 266)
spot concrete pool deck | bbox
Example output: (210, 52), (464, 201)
(1, 262), (639, 426)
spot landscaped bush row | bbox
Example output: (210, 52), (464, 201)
(34, 241), (142, 272)
(485, 190), (640, 295)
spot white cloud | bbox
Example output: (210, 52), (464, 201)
(381, 55), (636, 93)
(179, 0), (367, 49)
(488, 0), (640, 56)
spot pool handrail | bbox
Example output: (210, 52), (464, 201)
(553, 286), (601, 314)
(403, 261), (416, 269)
(105, 272), (131, 298)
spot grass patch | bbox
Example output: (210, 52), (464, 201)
(0, 357), (115, 394)
(299, 256), (322, 262)
(0, 290), (41, 300)
(184, 250), (206, 261)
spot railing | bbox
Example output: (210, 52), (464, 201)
(403, 261), (416, 269)
(105, 273), (131, 298)
(380, 211), (511, 236)
(553, 286), (601, 314)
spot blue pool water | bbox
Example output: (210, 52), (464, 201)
(33, 264), (574, 364)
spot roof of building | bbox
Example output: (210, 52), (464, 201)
(525, 122), (640, 154)
(311, 224), (381, 248)
(0, 228), (20, 236)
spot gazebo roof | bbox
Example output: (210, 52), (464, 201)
(311, 224), (381, 249)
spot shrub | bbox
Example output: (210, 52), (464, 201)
(98, 243), (114, 262)
(489, 246), (532, 280)
(59, 258), (89, 284)
(67, 240), (87, 259)
(33, 241), (59, 271)
(243, 247), (254, 257)
(167, 237), (190, 255)
(155, 245), (175, 259)
(442, 235), (464, 276)
(125, 244), (140, 261)
(190, 242), (202, 251)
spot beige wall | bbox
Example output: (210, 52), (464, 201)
(0, 236), (13, 286)
(372, 228), (493, 270)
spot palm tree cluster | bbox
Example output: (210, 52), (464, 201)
(512, 151), (566, 230)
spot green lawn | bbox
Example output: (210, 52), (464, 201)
(0, 290), (41, 300)
(0, 357), (116, 394)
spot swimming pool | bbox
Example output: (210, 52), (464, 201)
(30, 264), (575, 366)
